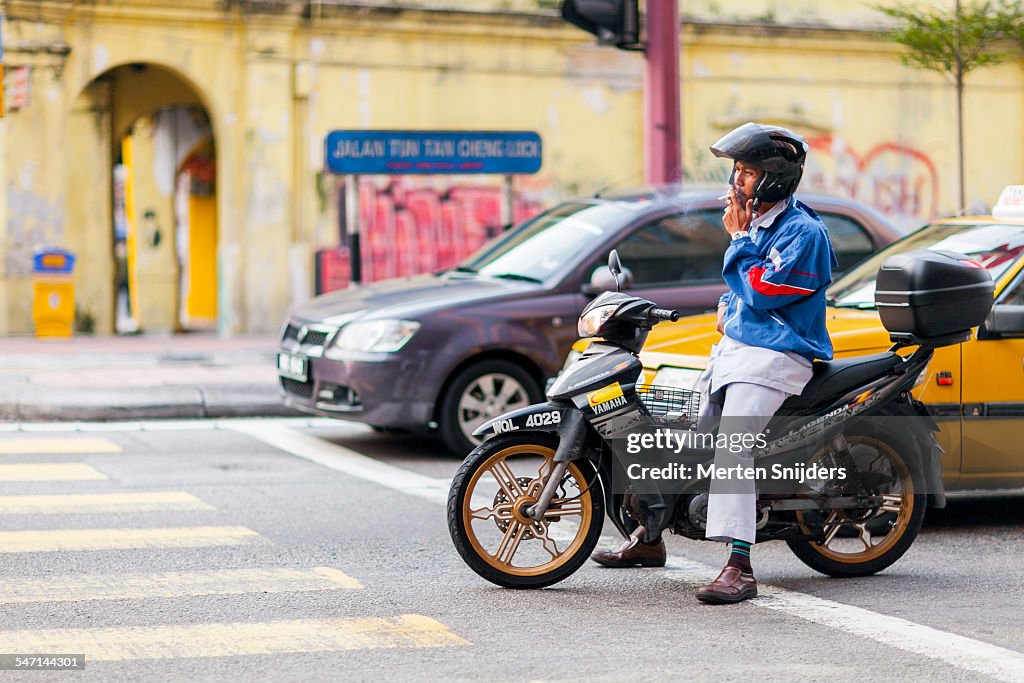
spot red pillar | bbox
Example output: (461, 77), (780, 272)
(644, 0), (682, 185)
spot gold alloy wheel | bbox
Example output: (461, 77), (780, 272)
(461, 443), (594, 577)
(796, 435), (915, 564)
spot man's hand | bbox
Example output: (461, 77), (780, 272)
(716, 305), (726, 334)
(723, 186), (753, 235)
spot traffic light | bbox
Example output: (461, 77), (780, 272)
(561, 0), (641, 50)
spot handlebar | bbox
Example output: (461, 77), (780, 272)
(649, 307), (680, 323)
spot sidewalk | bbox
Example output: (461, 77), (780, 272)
(0, 333), (302, 422)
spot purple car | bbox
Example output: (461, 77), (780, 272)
(277, 189), (901, 454)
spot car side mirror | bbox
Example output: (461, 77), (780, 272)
(584, 265), (634, 294)
(981, 304), (1024, 338)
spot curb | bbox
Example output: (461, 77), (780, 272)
(0, 384), (304, 422)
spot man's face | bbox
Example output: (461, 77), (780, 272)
(732, 161), (763, 202)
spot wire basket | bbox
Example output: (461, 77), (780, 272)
(636, 384), (701, 427)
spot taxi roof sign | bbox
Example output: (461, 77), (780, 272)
(993, 185), (1024, 220)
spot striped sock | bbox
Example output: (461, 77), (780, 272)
(726, 539), (752, 573)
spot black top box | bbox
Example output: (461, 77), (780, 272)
(875, 249), (994, 344)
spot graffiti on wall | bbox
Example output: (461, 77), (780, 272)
(687, 133), (940, 229)
(317, 178), (547, 293)
(802, 136), (940, 226)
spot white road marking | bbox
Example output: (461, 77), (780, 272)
(662, 557), (1024, 683)
(0, 491), (214, 514)
(0, 437), (122, 454)
(0, 614), (468, 660)
(228, 419), (1024, 681)
(0, 567), (361, 604)
(0, 418), (345, 433)
(0, 463), (108, 481)
(0, 526), (263, 553)
(225, 422), (449, 505)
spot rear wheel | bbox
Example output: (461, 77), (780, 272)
(447, 433), (604, 589)
(786, 430), (926, 577)
(438, 360), (540, 456)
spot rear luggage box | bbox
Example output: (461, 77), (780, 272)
(875, 249), (994, 345)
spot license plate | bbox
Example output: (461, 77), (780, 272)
(277, 352), (308, 382)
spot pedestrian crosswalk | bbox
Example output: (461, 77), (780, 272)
(0, 615), (469, 661)
(0, 491), (214, 514)
(0, 567), (362, 605)
(0, 526), (263, 553)
(0, 463), (108, 481)
(0, 433), (469, 667)
(0, 437), (122, 454)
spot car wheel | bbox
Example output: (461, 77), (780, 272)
(439, 360), (541, 456)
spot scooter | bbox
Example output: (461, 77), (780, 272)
(447, 249), (993, 588)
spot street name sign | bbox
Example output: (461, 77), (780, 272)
(324, 130), (542, 175)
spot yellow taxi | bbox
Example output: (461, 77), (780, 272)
(572, 186), (1024, 491)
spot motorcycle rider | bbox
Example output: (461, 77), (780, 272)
(591, 122), (838, 604)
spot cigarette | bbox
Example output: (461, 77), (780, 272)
(717, 195), (729, 201)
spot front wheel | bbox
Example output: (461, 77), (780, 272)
(447, 433), (604, 589)
(786, 429), (927, 577)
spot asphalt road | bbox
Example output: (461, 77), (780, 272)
(0, 418), (1021, 682)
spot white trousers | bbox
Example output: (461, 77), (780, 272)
(696, 381), (790, 544)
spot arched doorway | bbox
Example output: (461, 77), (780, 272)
(70, 63), (217, 334)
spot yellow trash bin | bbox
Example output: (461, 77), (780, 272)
(32, 249), (76, 338)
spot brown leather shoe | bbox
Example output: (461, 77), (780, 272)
(695, 566), (758, 604)
(590, 527), (666, 568)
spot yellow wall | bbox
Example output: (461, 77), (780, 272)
(1, 1), (1022, 334)
(679, 29), (1024, 227)
(2, 33), (70, 334)
(67, 79), (114, 335)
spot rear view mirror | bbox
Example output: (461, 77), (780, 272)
(982, 304), (1024, 338)
(606, 249), (633, 292)
(609, 250), (623, 278)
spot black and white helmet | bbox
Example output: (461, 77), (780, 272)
(710, 122), (808, 205)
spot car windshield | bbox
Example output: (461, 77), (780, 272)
(456, 201), (638, 283)
(828, 221), (1024, 308)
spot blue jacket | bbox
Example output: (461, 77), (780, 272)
(718, 199), (838, 361)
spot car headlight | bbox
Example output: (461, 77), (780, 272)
(652, 366), (704, 391)
(578, 304), (617, 337)
(325, 319), (420, 356)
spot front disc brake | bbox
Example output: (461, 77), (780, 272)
(492, 476), (537, 534)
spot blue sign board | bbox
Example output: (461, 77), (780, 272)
(33, 249), (76, 274)
(324, 130), (542, 175)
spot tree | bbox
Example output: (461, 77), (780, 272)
(874, 1), (1019, 212)
(998, 2), (1024, 49)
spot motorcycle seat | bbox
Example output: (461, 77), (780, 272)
(781, 352), (903, 412)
